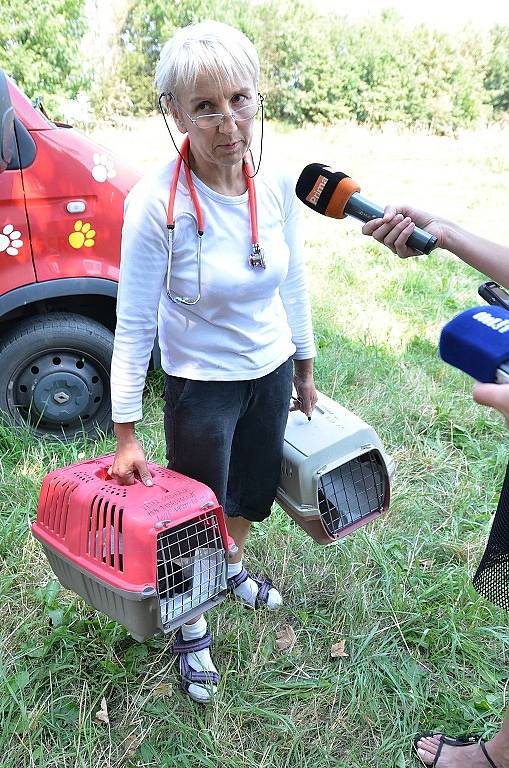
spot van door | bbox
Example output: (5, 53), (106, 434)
(0, 69), (35, 294)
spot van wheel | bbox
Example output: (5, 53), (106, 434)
(0, 313), (114, 439)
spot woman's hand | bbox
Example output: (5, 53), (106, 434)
(110, 423), (153, 486)
(362, 205), (446, 259)
(291, 359), (318, 420)
(473, 382), (509, 428)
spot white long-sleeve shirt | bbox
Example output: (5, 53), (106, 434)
(111, 158), (316, 423)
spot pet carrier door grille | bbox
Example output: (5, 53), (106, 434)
(318, 450), (385, 537)
(157, 513), (227, 628)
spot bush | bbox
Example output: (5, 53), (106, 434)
(485, 25), (509, 115)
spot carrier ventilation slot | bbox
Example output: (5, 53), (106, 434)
(86, 495), (124, 571)
(40, 478), (78, 538)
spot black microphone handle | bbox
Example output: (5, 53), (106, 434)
(345, 193), (438, 255)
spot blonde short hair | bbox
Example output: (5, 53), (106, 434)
(155, 20), (259, 98)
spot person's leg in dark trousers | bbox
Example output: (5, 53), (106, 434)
(226, 359), (293, 561)
(164, 376), (245, 503)
(164, 360), (292, 608)
(225, 360), (293, 608)
(163, 376), (247, 703)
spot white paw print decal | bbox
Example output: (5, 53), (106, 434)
(91, 153), (117, 183)
(0, 224), (23, 256)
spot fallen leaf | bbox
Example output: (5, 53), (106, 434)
(94, 697), (109, 725)
(151, 682), (173, 698)
(275, 624), (297, 652)
(330, 640), (348, 658)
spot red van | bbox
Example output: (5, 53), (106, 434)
(0, 69), (144, 439)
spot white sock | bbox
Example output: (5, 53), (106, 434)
(227, 560), (282, 609)
(180, 616), (218, 703)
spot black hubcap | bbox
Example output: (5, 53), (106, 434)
(10, 350), (106, 430)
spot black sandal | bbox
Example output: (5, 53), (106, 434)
(413, 733), (499, 768)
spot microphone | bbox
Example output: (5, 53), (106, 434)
(439, 305), (509, 384)
(295, 163), (438, 255)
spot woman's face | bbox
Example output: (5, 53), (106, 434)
(172, 72), (257, 171)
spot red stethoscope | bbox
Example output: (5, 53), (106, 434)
(165, 136), (265, 305)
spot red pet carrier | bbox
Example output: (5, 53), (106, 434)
(32, 455), (231, 641)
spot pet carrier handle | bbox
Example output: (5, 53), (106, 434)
(290, 393), (327, 420)
(95, 466), (145, 486)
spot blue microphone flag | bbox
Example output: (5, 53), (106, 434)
(439, 305), (509, 382)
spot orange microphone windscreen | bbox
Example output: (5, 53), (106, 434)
(324, 177), (361, 219)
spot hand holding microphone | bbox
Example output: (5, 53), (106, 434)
(296, 161), (509, 426)
(361, 204), (446, 259)
(295, 163), (439, 255)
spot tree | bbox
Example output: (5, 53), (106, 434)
(0, 0), (88, 108)
(485, 25), (509, 115)
(93, 0), (497, 132)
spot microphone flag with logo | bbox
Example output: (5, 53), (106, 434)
(439, 305), (509, 383)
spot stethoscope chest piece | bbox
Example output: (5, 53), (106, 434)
(249, 243), (266, 269)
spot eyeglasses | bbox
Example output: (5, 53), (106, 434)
(175, 94), (263, 130)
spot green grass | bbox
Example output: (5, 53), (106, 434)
(1, 119), (509, 767)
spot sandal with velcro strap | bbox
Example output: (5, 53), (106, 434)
(171, 629), (220, 704)
(227, 566), (275, 608)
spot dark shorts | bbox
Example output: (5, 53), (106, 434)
(163, 359), (293, 522)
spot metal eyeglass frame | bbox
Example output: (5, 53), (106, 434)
(171, 94), (263, 129)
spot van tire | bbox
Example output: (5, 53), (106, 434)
(0, 312), (114, 439)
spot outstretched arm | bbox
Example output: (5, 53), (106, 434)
(362, 205), (509, 289)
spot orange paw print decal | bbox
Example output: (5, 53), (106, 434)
(68, 220), (96, 249)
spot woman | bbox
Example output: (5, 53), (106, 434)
(109, 20), (317, 704)
(363, 207), (509, 768)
